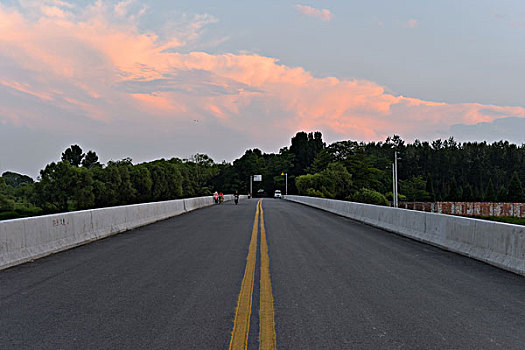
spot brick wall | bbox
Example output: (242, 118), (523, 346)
(398, 201), (525, 218)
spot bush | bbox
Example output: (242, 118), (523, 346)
(0, 207), (43, 221)
(295, 162), (352, 199)
(0, 194), (14, 211)
(352, 188), (389, 206)
(305, 188), (324, 198)
(385, 191), (407, 202)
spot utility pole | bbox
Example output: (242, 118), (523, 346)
(250, 175), (253, 199)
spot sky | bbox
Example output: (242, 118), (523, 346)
(1, 0), (525, 178)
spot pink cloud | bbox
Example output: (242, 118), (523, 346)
(114, 0), (134, 17)
(295, 4), (333, 21)
(0, 3), (524, 148)
(404, 18), (418, 28)
(0, 79), (54, 102)
(40, 5), (67, 18)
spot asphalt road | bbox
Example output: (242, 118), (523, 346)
(1, 199), (524, 349)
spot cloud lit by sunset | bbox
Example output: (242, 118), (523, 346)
(1, 0), (524, 176)
(295, 4), (333, 21)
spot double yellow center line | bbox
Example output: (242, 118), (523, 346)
(229, 200), (276, 350)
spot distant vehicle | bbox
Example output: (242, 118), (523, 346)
(256, 189), (267, 198)
(274, 190), (282, 199)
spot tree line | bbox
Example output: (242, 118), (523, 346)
(1, 132), (524, 219)
(0, 146), (219, 219)
(295, 135), (525, 205)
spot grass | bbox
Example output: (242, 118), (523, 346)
(472, 215), (525, 226)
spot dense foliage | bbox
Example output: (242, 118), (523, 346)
(296, 136), (525, 203)
(1, 132), (524, 219)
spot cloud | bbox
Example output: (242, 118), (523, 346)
(114, 0), (134, 17)
(404, 18), (418, 28)
(449, 117), (525, 144)
(295, 4), (333, 21)
(493, 12), (525, 28)
(1, 1), (525, 175)
(40, 5), (67, 18)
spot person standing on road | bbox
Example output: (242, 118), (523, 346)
(219, 192), (224, 204)
(213, 191), (218, 204)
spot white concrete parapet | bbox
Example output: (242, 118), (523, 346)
(284, 195), (525, 276)
(0, 195), (242, 270)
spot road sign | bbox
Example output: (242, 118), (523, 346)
(253, 175), (262, 181)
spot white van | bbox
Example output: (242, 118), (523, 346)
(274, 190), (282, 199)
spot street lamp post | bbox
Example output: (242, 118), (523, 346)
(392, 163), (396, 207)
(392, 151), (399, 207)
(281, 172), (288, 195)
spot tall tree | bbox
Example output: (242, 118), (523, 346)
(82, 150), (100, 168)
(497, 185), (508, 202)
(35, 161), (77, 211)
(462, 183), (474, 202)
(62, 145), (84, 167)
(73, 167), (95, 210)
(446, 177), (461, 201)
(507, 171), (524, 202)
(485, 178), (497, 202)
(289, 131), (325, 176)
(425, 174), (436, 202)
(130, 165), (152, 202)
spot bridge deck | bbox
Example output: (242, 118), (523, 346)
(1, 199), (524, 349)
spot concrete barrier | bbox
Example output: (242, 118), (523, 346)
(0, 195), (241, 271)
(285, 195), (525, 276)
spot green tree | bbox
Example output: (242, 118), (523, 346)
(178, 155), (220, 196)
(484, 178), (497, 202)
(116, 165), (135, 204)
(232, 149), (265, 194)
(130, 165), (152, 202)
(309, 140), (386, 194)
(446, 177), (462, 201)
(497, 185), (508, 202)
(92, 166), (121, 206)
(73, 167), (95, 210)
(0, 178), (14, 211)
(145, 161), (183, 201)
(296, 173), (325, 197)
(352, 188), (389, 206)
(425, 174), (436, 202)
(507, 171), (524, 202)
(82, 150), (101, 168)
(35, 161), (77, 211)
(295, 163), (352, 199)
(400, 176), (430, 202)
(462, 183), (475, 202)
(62, 145), (85, 167)
(290, 131), (324, 176)
(2, 171), (34, 187)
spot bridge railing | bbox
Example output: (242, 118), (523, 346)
(284, 195), (525, 276)
(0, 195), (245, 270)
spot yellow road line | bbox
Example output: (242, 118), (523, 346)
(259, 200), (277, 350)
(229, 200), (260, 350)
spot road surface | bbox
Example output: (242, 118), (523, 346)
(1, 199), (524, 349)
